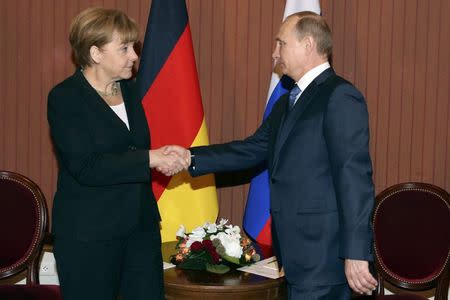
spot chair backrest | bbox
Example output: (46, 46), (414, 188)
(373, 182), (450, 299)
(0, 170), (48, 285)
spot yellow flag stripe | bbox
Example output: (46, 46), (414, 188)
(157, 119), (218, 242)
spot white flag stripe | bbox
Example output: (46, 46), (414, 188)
(266, 0), (321, 102)
(283, 0), (320, 20)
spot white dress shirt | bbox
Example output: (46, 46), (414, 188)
(293, 62), (331, 105)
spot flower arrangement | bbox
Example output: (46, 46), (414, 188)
(170, 219), (260, 274)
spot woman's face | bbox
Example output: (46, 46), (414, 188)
(95, 31), (138, 81)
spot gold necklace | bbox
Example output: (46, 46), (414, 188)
(95, 81), (120, 98)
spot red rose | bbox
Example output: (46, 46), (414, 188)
(202, 239), (214, 251)
(190, 241), (204, 252)
(210, 250), (220, 263)
(200, 240), (220, 263)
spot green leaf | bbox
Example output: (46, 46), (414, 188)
(206, 263), (230, 274)
(177, 251), (209, 270)
(221, 254), (241, 265)
(178, 258), (206, 270)
(174, 239), (183, 249)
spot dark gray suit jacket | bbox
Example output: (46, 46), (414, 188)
(48, 69), (160, 241)
(190, 68), (374, 287)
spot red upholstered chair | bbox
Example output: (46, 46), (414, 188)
(372, 182), (450, 300)
(0, 171), (61, 299)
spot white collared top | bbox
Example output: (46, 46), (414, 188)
(109, 102), (130, 130)
(293, 61), (331, 105)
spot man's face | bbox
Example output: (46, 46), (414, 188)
(272, 18), (309, 81)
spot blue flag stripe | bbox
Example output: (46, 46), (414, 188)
(243, 76), (294, 239)
(243, 170), (271, 237)
(263, 76), (295, 119)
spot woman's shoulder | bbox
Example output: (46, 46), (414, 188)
(49, 70), (82, 97)
(47, 70), (85, 110)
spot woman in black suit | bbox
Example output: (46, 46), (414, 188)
(47, 7), (188, 300)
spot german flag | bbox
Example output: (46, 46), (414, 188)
(137, 0), (218, 242)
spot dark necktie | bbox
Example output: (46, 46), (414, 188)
(288, 84), (301, 111)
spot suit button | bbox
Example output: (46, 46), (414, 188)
(128, 145), (137, 151)
(270, 178), (277, 184)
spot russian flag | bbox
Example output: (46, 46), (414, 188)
(243, 0), (321, 251)
(137, 0), (218, 242)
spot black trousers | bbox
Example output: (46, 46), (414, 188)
(54, 222), (164, 300)
(288, 283), (351, 300)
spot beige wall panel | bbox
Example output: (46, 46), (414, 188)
(0, 0), (448, 230)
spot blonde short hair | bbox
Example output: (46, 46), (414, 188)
(69, 7), (139, 67)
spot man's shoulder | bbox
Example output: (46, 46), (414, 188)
(324, 78), (366, 107)
(320, 71), (347, 87)
(324, 73), (363, 96)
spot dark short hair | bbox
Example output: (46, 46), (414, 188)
(69, 7), (139, 67)
(288, 11), (332, 58)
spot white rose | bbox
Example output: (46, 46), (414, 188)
(212, 232), (242, 258)
(225, 225), (241, 238)
(185, 226), (206, 248)
(217, 218), (228, 229)
(222, 236), (242, 258)
(176, 225), (186, 238)
(205, 223), (217, 234)
(185, 235), (204, 248)
(191, 226), (207, 238)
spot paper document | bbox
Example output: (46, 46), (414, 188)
(237, 256), (285, 279)
(163, 261), (176, 270)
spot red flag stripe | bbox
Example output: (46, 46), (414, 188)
(142, 25), (204, 200)
(256, 217), (273, 257)
(256, 217), (272, 246)
(143, 25), (203, 149)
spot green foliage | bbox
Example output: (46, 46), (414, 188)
(206, 263), (230, 274)
(221, 253), (241, 265)
(177, 251), (209, 270)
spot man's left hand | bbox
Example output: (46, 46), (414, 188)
(345, 259), (377, 295)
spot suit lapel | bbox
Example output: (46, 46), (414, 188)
(121, 80), (151, 149)
(272, 68), (335, 170)
(75, 70), (133, 136)
(121, 82), (136, 134)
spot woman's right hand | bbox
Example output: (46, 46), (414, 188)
(149, 146), (190, 176)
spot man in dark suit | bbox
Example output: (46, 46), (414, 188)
(167, 11), (377, 299)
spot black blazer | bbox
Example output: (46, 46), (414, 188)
(48, 69), (160, 241)
(190, 68), (374, 287)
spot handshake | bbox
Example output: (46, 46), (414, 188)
(149, 145), (191, 176)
